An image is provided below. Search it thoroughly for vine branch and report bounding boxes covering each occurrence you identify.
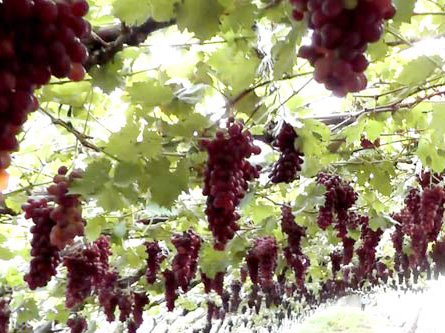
[85,18,176,70]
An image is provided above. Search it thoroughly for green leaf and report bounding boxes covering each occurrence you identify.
[432,102,445,139]
[85,217,106,242]
[112,0,151,25]
[365,119,385,141]
[0,246,14,260]
[165,113,210,138]
[416,136,445,172]
[199,243,230,278]
[147,158,190,207]
[272,27,301,79]
[105,122,162,162]
[114,222,127,239]
[397,56,438,85]
[369,216,387,232]
[176,0,224,40]
[90,61,125,94]
[297,119,331,156]
[149,0,178,21]
[208,46,260,94]
[96,183,129,211]
[114,161,144,187]
[392,0,415,23]
[17,299,39,324]
[221,1,257,32]
[70,158,112,196]
[128,80,174,108]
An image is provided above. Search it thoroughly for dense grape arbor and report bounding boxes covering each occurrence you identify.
[3,0,445,332]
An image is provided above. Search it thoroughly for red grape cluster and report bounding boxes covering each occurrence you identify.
[269,123,304,184]
[230,281,242,312]
[201,271,225,296]
[330,251,342,276]
[0,297,10,333]
[281,206,309,287]
[98,271,119,322]
[316,173,358,235]
[64,235,111,308]
[394,186,445,267]
[145,241,165,284]
[163,229,201,311]
[23,166,84,288]
[246,237,278,290]
[417,171,443,189]
[431,239,445,277]
[0,0,91,187]
[127,292,149,333]
[67,316,87,333]
[290,0,396,96]
[342,237,355,265]
[360,138,380,149]
[23,198,61,289]
[356,223,382,274]
[97,270,148,332]
[201,119,261,250]
[47,166,84,250]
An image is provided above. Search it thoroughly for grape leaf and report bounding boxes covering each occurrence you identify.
[176,0,224,40]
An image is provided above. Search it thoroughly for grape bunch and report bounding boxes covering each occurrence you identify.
[0,297,10,333]
[289,0,396,96]
[127,292,149,333]
[163,229,201,311]
[246,237,279,290]
[316,173,358,235]
[201,119,261,250]
[417,171,443,189]
[230,281,242,312]
[356,223,382,275]
[47,166,84,249]
[96,270,149,332]
[330,251,342,276]
[145,241,165,284]
[269,123,304,184]
[98,271,120,322]
[0,0,91,187]
[64,235,111,308]
[360,137,380,149]
[201,271,225,296]
[431,239,445,277]
[394,186,445,267]
[281,206,309,287]
[67,317,87,333]
[342,237,355,265]
[22,199,61,289]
